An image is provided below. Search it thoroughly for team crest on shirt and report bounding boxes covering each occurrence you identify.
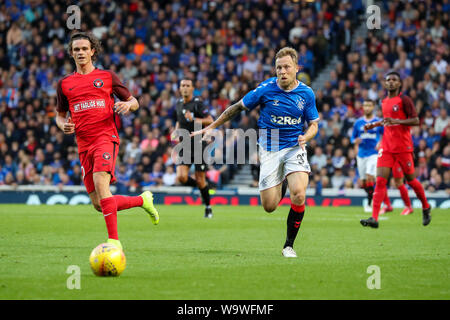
[103,152,111,160]
[93,79,104,88]
[296,98,305,111]
[392,104,399,112]
[273,100,279,106]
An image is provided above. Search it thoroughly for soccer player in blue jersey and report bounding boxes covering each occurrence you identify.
[351,100,384,213]
[192,47,319,258]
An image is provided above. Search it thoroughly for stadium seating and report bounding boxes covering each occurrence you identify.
[0,0,448,194]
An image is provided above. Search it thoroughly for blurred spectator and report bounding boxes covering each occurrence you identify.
[115,163,131,194]
[431,54,448,75]
[149,162,164,186]
[427,173,447,192]
[434,108,449,135]
[310,146,327,171]
[331,168,347,189]
[162,165,177,186]
[331,148,345,170]
[443,171,450,195]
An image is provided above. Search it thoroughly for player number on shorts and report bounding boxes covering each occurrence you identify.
[378,148,383,158]
[297,152,306,165]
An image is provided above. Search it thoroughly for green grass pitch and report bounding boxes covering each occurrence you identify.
[0,204,448,300]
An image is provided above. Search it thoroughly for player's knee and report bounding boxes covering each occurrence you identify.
[394,179,403,188]
[93,174,111,193]
[376,176,388,187]
[290,191,305,206]
[261,199,277,213]
[196,178,206,189]
[263,203,277,213]
[404,174,415,183]
[93,203,102,212]
[178,175,188,184]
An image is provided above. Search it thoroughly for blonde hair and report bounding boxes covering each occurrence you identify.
[275,47,298,65]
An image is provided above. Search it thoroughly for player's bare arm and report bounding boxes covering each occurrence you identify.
[298,120,318,149]
[364,120,383,131]
[114,96,139,115]
[382,117,419,126]
[195,114,214,126]
[191,99,246,137]
[55,111,75,135]
[184,111,214,126]
[171,122,180,141]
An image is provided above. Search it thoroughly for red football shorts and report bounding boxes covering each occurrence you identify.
[392,160,404,179]
[79,141,119,194]
[377,149,415,176]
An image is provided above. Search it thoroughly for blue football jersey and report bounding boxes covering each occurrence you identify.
[242,77,319,151]
[351,117,384,157]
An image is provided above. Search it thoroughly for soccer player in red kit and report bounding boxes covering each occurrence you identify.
[360,71,431,228]
[56,32,159,249]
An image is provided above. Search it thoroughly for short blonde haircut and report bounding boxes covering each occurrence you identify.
[275,47,298,65]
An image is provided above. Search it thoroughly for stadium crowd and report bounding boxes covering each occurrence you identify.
[304,0,450,194]
[0,0,448,195]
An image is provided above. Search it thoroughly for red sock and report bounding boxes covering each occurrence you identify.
[407,179,430,209]
[372,177,388,221]
[291,203,305,214]
[100,197,118,240]
[383,189,391,208]
[113,195,143,211]
[397,184,411,208]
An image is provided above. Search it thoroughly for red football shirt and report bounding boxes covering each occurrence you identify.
[56,69,131,153]
[380,94,417,153]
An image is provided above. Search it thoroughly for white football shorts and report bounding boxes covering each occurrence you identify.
[258,145,311,191]
[356,154,378,179]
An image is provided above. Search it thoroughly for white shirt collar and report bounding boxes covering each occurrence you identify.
[276,79,300,92]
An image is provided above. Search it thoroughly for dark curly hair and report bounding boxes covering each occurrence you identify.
[385,71,402,83]
[67,31,102,61]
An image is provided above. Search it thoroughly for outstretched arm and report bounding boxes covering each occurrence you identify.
[196,114,214,126]
[185,111,214,126]
[364,121,383,131]
[191,99,247,136]
[382,117,419,126]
